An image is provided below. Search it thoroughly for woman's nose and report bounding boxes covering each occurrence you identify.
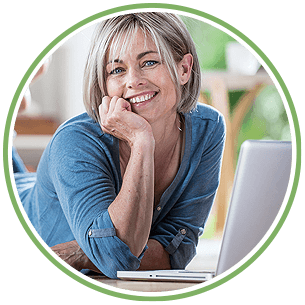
[126,68,147,88]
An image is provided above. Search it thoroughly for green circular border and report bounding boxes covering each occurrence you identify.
[3,3,301,301]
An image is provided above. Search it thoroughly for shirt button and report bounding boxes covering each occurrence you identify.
[157,206,161,211]
[180,229,186,235]
[88,230,92,236]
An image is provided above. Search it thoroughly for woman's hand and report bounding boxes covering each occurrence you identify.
[99,96,154,147]
[51,240,99,272]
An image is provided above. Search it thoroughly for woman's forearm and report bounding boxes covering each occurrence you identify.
[138,239,171,270]
[108,138,155,257]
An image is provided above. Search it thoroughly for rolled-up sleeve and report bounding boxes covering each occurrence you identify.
[150,194,216,269]
[150,112,226,269]
[48,126,146,278]
[86,210,147,278]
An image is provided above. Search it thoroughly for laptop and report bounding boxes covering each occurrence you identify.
[117,140,292,282]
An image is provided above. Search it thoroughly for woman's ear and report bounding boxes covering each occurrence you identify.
[178,53,193,85]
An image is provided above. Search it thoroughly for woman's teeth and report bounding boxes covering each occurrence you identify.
[129,93,156,104]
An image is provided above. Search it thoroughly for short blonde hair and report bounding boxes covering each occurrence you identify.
[83,13,201,122]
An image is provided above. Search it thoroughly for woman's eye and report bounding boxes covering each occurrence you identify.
[143,60,158,67]
[110,67,124,75]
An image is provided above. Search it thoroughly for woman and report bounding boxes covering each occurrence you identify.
[13,13,225,279]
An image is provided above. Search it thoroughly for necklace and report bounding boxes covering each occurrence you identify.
[178,123,182,132]
[177,113,184,132]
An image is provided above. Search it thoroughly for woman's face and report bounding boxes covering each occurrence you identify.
[105,29,179,125]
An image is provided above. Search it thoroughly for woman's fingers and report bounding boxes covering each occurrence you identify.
[98,95,152,145]
[99,96,110,117]
[99,96,130,131]
[99,96,111,132]
[108,96,119,115]
[115,97,132,112]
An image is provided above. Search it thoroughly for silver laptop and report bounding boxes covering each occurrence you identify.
[117,140,292,282]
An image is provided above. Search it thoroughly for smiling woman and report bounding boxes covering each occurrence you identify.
[104,30,193,128]
[13,12,226,279]
[84,13,201,122]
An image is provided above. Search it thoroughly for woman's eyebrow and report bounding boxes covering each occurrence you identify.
[106,58,123,65]
[106,51,159,65]
[136,50,159,60]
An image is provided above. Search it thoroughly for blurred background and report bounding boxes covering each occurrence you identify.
[13,16,291,247]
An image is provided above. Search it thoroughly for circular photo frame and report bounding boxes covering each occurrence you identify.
[3,3,302,302]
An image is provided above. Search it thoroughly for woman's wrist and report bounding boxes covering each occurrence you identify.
[130,132,155,152]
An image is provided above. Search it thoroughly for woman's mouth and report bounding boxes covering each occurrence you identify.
[128,92,158,104]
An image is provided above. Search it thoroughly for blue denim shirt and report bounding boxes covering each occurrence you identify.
[14,103,225,279]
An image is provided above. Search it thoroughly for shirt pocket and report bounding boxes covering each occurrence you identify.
[164,228,187,255]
